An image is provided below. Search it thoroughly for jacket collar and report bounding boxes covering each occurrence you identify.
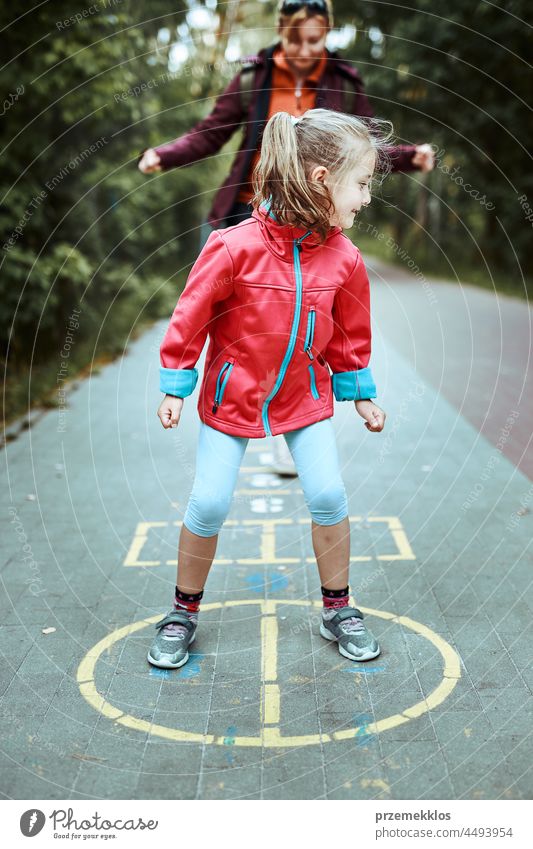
[251,200,342,263]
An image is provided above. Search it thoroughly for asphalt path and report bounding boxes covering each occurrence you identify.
[1,259,531,800]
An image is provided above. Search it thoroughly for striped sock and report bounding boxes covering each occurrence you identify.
[321,585,350,619]
[161,586,204,637]
[174,586,203,624]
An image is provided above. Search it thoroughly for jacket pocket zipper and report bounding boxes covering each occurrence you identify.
[303,306,316,360]
[212,359,235,414]
[308,363,320,400]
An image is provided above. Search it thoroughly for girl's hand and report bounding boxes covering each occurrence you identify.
[157,395,183,429]
[355,399,386,432]
[138,148,162,173]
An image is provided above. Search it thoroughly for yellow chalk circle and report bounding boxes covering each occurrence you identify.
[77,600,460,748]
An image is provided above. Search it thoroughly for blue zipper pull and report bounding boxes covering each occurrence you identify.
[295,230,312,251]
[212,361,233,414]
[304,307,315,359]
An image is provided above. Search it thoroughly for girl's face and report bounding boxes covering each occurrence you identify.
[313,151,376,229]
[278,16,328,77]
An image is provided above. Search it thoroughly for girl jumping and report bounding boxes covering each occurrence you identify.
[148,108,389,669]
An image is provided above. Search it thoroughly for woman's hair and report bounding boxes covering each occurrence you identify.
[250,108,394,242]
[277,0,333,33]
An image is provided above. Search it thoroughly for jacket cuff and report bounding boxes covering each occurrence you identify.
[332,368,376,401]
[154,144,181,170]
[160,367,198,397]
[389,144,417,173]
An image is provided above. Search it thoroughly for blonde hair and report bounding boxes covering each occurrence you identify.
[251,108,394,242]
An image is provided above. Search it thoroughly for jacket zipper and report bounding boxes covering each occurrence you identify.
[303,306,316,360]
[261,231,313,436]
[212,358,235,414]
[304,306,320,399]
[308,364,320,400]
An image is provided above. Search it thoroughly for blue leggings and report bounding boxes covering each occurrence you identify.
[183,418,348,537]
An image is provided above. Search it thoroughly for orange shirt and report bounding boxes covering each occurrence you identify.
[236,45,328,204]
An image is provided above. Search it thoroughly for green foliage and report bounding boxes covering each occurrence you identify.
[337,0,533,289]
[0,0,214,420]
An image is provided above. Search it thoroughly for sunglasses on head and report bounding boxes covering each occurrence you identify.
[280,0,329,15]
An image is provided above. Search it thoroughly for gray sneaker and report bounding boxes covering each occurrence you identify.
[320,606,380,662]
[147,611,196,669]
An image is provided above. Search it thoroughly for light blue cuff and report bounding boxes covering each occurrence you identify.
[160,367,198,397]
[332,368,376,401]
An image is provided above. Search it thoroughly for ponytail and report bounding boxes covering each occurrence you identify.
[251,108,393,242]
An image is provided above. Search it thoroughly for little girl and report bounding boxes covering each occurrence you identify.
[148,108,389,669]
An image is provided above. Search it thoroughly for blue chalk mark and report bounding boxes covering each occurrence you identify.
[245,574,264,593]
[176,652,205,679]
[223,725,237,747]
[245,572,289,593]
[342,665,387,675]
[270,574,289,591]
[149,668,171,679]
[352,713,376,747]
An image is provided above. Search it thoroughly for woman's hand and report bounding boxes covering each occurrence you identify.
[355,399,386,432]
[157,395,183,429]
[138,148,162,173]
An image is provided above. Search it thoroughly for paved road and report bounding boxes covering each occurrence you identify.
[1,262,531,800]
[369,258,532,480]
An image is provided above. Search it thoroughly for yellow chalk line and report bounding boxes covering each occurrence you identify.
[124,516,414,568]
[77,600,460,748]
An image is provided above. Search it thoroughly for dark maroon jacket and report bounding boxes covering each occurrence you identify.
[155,42,419,227]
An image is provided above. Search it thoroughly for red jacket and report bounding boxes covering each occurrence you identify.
[160,203,377,438]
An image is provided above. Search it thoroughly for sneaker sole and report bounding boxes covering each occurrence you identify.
[319,622,381,662]
[147,631,196,669]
